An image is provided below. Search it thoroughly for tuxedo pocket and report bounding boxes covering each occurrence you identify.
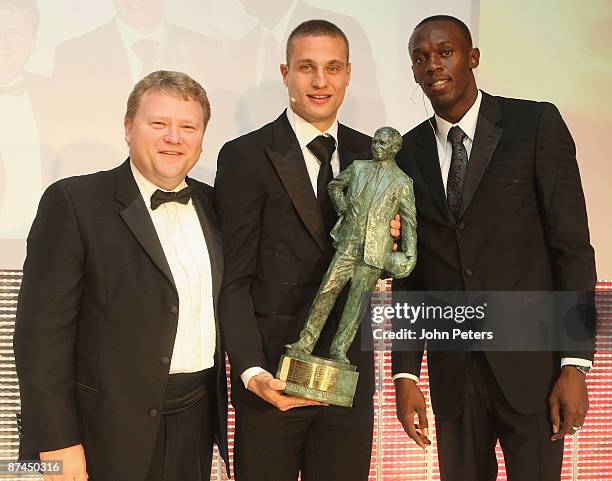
[74,382,100,395]
[74,382,102,451]
[254,312,297,321]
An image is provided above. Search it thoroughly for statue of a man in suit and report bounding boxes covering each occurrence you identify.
[287,126,417,364]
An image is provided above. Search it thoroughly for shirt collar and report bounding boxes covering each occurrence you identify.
[116,16,167,49]
[286,107,339,151]
[130,160,188,207]
[434,89,482,150]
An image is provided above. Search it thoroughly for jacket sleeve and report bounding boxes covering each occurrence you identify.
[391,271,425,378]
[391,274,425,379]
[13,182,84,454]
[214,142,269,380]
[533,103,597,361]
[390,179,423,377]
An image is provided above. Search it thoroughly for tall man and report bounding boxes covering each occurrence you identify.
[14,71,228,481]
[215,20,375,481]
[392,16,596,481]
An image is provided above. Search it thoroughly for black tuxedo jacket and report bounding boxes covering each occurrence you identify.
[214,112,374,410]
[392,92,596,420]
[13,160,228,480]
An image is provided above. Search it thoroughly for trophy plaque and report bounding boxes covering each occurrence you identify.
[276,350,358,407]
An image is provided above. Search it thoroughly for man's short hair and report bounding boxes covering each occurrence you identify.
[0,0,40,32]
[286,19,350,64]
[413,15,473,48]
[125,70,211,126]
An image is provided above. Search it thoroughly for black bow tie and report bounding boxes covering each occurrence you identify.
[150,186,192,210]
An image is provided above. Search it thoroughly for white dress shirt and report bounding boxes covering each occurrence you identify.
[130,162,216,373]
[240,107,341,389]
[286,106,340,195]
[393,90,591,384]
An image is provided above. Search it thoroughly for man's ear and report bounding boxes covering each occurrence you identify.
[124,118,132,145]
[469,48,480,69]
[281,63,289,86]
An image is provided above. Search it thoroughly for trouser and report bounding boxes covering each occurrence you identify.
[234,397,374,481]
[145,369,215,481]
[436,352,564,481]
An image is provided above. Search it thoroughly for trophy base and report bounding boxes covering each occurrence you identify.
[276,350,359,407]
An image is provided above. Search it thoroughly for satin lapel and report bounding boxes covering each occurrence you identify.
[115,160,176,289]
[190,186,225,364]
[459,92,503,219]
[265,113,326,251]
[189,184,223,303]
[415,120,452,221]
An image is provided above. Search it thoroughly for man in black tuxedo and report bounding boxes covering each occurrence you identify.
[215,20,381,481]
[392,16,597,481]
[14,71,227,481]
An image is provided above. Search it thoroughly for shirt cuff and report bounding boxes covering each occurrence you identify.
[561,358,593,369]
[240,366,268,390]
[392,372,420,383]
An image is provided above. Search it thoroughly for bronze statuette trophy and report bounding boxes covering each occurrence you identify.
[277,127,417,406]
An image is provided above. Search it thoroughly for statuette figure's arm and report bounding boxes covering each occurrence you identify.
[328,164,354,215]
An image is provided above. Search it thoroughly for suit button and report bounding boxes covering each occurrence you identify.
[465,268,473,277]
[149,408,159,418]
[160,356,170,366]
[457,222,465,231]
[169,305,178,315]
